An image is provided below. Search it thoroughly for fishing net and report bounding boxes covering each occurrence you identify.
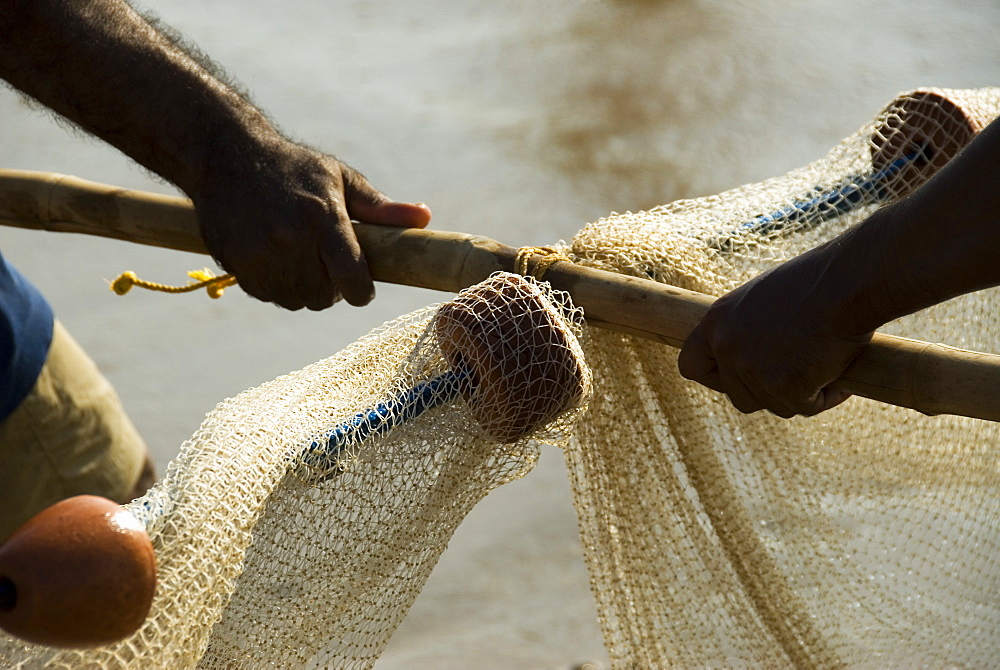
[2,87,998,668]
[566,87,1000,668]
[0,272,592,668]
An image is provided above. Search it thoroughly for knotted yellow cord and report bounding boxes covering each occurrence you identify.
[514,246,572,279]
[110,268,237,299]
[109,249,569,300]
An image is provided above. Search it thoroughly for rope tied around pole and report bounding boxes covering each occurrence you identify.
[514,246,572,279]
[110,268,237,299]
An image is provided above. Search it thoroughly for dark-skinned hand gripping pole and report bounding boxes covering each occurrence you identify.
[1,168,999,422]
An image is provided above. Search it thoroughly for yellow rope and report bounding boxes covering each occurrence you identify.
[110,268,237,299]
[514,246,572,279]
[109,248,572,301]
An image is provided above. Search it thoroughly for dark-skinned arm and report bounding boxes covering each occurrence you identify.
[678,117,1000,417]
[0,0,431,310]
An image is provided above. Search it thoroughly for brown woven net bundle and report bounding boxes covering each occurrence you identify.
[2,87,998,668]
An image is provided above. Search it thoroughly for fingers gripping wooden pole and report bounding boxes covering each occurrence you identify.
[2,167,1000,422]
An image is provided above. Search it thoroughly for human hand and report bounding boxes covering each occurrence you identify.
[677,251,873,418]
[678,115,1000,418]
[192,142,431,311]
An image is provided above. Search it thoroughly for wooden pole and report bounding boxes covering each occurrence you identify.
[2,168,999,422]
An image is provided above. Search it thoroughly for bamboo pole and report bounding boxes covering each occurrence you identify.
[1,168,998,422]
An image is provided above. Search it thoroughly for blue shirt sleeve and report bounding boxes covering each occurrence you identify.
[0,251,55,421]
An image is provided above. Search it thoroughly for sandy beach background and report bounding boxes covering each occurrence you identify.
[1,1,998,667]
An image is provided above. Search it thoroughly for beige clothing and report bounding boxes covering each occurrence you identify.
[0,320,148,541]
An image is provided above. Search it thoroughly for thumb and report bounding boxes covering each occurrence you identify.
[799,387,853,416]
[360,201,433,229]
[677,336,724,394]
[342,167,432,229]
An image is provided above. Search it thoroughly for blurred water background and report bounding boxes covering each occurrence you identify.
[1,1,998,666]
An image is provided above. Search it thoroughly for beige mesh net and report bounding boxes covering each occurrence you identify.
[565,86,1000,668]
[2,87,998,668]
[1,273,591,668]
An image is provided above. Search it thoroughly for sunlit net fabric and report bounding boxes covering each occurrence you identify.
[2,87,998,668]
[564,87,1000,667]
[0,275,590,668]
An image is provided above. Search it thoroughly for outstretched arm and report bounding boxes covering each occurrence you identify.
[678,117,1000,417]
[0,0,431,310]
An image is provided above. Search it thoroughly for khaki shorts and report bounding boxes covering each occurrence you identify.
[0,320,150,541]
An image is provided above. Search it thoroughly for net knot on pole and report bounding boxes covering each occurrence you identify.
[514,246,572,279]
